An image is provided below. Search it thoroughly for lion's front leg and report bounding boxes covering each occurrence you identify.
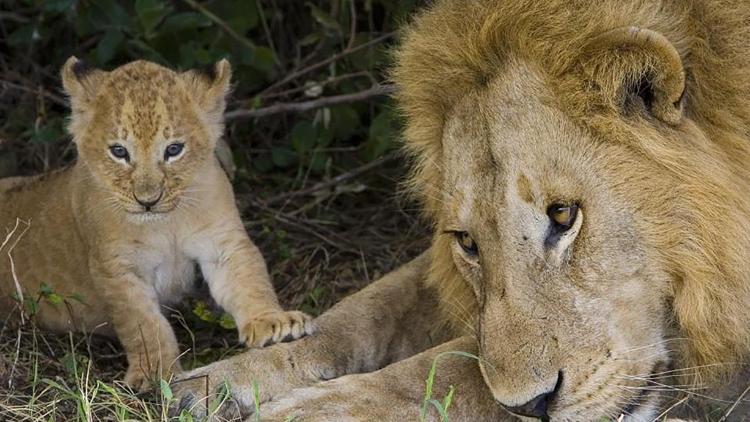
[173,251,445,418]
[258,336,510,422]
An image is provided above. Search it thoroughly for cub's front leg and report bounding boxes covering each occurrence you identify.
[188,213,310,348]
[91,257,181,391]
[172,252,442,419]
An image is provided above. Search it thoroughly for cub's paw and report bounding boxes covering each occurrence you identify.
[124,366,152,392]
[239,310,312,348]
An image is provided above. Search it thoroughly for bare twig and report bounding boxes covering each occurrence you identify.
[347,0,357,50]
[262,152,398,205]
[719,383,750,422]
[259,32,394,96]
[182,0,256,52]
[1,218,31,325]
[0,11,30,23]
[0,79,67,107]
[256,70,375,101]
[226,83,394,120]
[255,0,279,66]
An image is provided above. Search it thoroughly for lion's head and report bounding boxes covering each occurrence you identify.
[394,0,750,420]
[61,58,231,220]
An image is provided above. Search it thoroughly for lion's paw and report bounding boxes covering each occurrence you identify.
[239,310,311,348]
[170,369,244,421]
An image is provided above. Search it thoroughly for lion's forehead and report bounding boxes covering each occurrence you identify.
[100,70,189,148]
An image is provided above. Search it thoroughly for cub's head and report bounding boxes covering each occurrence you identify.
[61,58,231,218]
[396,1,750,420]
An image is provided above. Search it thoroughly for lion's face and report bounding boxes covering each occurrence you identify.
[62,59,230,222]
[440,63,677,421]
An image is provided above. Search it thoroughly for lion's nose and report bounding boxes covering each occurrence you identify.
[502,371,562,421]
[134,191,163,211]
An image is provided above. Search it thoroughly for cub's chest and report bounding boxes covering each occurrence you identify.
[128,235,196,302]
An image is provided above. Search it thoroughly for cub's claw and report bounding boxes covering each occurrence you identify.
[239,310,312,348]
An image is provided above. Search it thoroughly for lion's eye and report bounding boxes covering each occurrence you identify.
[548,204,579,231]
[453,231,478,256]
[109,145,130,162]
[164,143,184,161]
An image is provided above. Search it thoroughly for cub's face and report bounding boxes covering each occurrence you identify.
[439,64,680,421]
[61,58,231,219]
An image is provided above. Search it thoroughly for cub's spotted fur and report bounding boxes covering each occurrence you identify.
[0,58,309,389]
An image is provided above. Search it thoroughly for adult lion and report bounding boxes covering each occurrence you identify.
[175,0,750,420]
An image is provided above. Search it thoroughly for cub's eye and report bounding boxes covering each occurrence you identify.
[164,143,184,161]
[452,231,478,256]
[548,203,579,231]
[109,145,130,162]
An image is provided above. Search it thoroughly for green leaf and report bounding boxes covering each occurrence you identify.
[160,12,211,33]
[329,105,360,141]
[192,300,216,322]
[250,47,277,77]
[271,148,297,168]
[307,3,342,33]
[252,379,261,421]
[179,409,194,422]
[442,385,456,419]
[212,0,258,34]
[96,30,124,64]
[30,119,65,144]
[135,0,173,35]
[428,399,449,420]
[68,293,87,305]
[45,293,63,305]
[299,32,322,47]
[252,155,274,173]
[61,352,78,376]
[160,379,173,401]
[309,150,330,173]
[40,283,54,296]
[291,121,317,155]
[7,24,36,47]
[43,0,75,13]
[128,39,168,64]
[365,110,396,161]
[218,313,237,330]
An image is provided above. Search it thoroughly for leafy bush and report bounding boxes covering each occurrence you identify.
[0,0,417,187]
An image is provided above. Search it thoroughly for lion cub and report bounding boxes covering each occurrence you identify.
[0,58,310,390]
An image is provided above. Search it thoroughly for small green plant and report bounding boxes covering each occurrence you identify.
[420,351,479,422]
[252,379,262,422]
[207,380,233,418]
[192,299,237,330]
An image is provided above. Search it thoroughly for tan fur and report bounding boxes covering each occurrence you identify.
[170,1,750,420]
[395,0,750,382]
[0,59,309,390]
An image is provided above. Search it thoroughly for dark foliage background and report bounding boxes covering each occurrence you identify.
[0,0,431,308]
[0,1,431,419]
[0,0,415,178]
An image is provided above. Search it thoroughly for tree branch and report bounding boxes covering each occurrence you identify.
[258,32,394,96]
[225,84,394,120]
[260,152,399,205]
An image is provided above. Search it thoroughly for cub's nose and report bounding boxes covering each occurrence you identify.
[134,192,163,211]
[502,371,562,421]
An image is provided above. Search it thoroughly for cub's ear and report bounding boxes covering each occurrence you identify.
[61,56,106,110]
[180,59,233,118]
[582,27,685,125]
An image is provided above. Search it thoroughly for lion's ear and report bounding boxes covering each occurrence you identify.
[61,56,106,110]
[583,27,685,125]
[180,59,232,118]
